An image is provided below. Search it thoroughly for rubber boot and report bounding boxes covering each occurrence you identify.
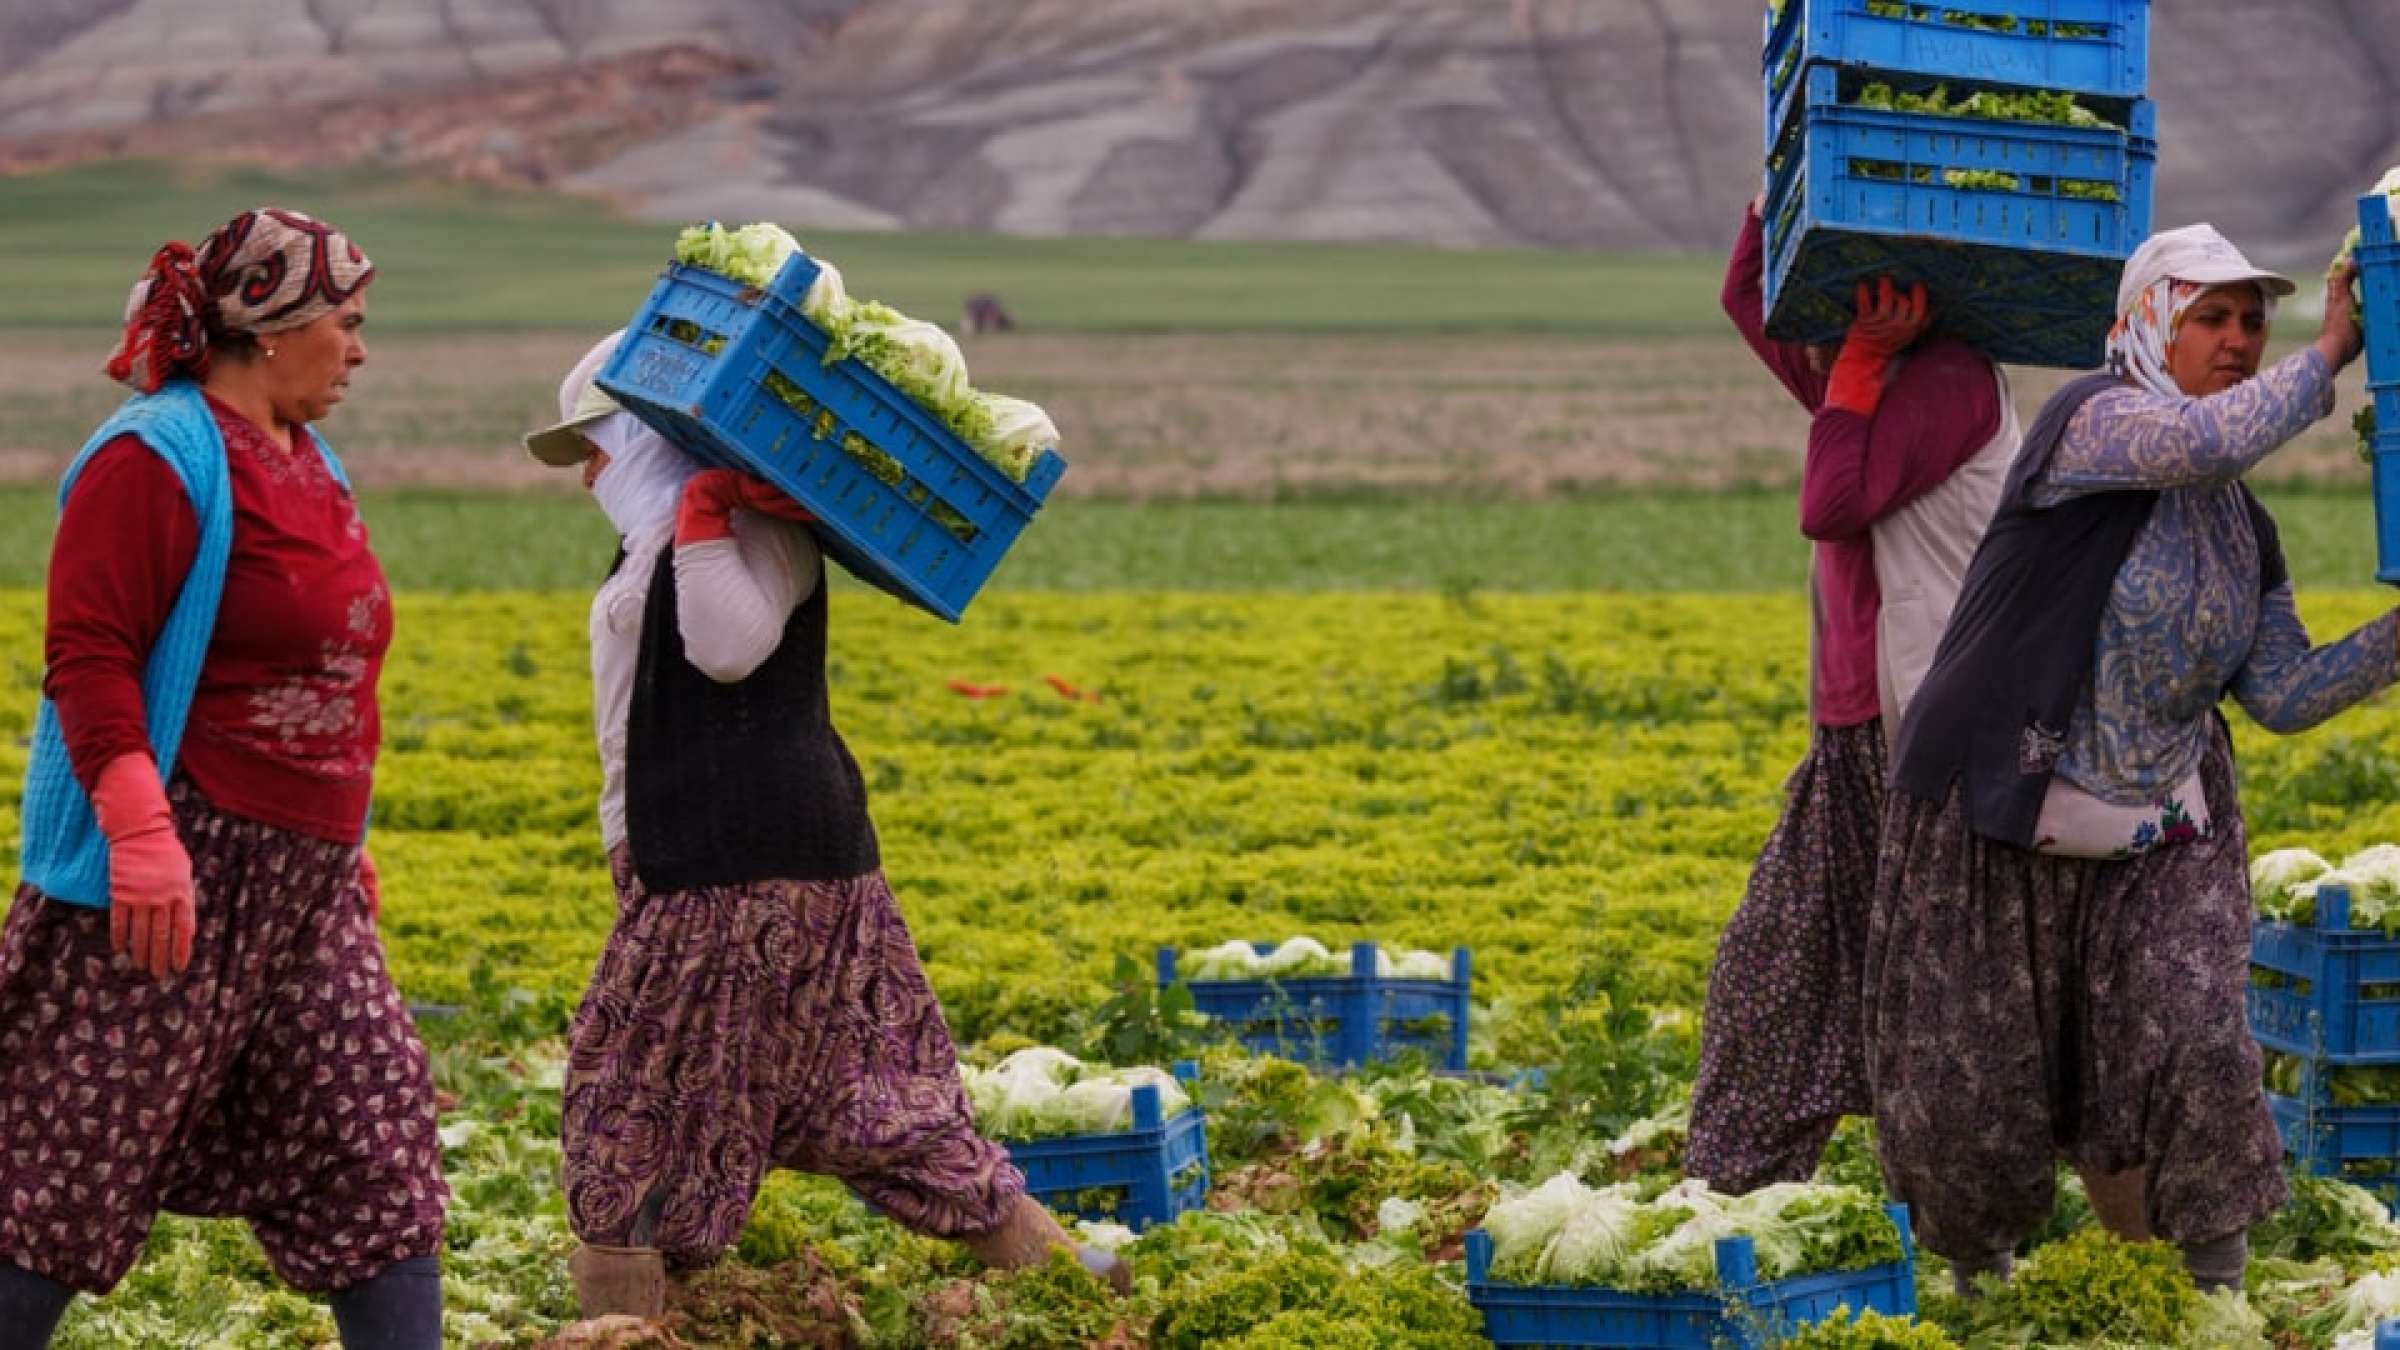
[569,1242,667,1321]
[962,1194,1133,1294]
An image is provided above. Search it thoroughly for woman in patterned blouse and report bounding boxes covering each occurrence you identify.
[1866,223,2393,1297]
[0,211,445,1348]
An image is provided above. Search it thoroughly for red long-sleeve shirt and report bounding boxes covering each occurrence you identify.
[43,393,390,842]
[1721,207,2001,727]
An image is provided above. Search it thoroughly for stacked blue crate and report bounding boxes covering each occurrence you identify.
[1464,1203,1918,1348]
[1156,941,1471,1071]
[2250,883,2400,1208]
[596,255,1067,622]
[2354,191,2400,584]
[1759,0,2154,369]
[1006,1064,1210,1231]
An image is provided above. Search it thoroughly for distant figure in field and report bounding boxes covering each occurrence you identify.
[961,293,1015,335]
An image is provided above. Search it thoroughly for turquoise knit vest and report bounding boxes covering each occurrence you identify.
[17,382,351,907]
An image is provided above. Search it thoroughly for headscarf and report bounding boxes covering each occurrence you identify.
[2104,276,2276,400]
[105,207,374,393]
[586,410,700,541]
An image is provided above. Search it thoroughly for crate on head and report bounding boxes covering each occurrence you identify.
[1155,941,1471,1071]
[1005,1062,1209,1232]
[2248,884,2400,1065]
[1464,1203,1918,1348]
[596,257,1067,623]
[1764,0,2151,147]
[1761,63,2154,369]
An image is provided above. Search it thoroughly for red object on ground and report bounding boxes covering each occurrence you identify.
[1043,674,1099,703]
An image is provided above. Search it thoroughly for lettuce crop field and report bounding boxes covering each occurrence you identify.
[9,588,2400,1347]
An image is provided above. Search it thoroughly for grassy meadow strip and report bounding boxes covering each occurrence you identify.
[0,161,1724,338]
[0,487,2386,594]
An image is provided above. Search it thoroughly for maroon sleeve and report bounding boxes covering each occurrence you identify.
[43,436,200,790]
[1798,339,2002,541]
[1720,204,1827,412]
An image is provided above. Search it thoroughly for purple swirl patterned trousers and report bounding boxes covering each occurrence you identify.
[0,782,448,1294]
[561,851,1023,1267]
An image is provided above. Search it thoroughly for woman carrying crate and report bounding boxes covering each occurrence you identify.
[526,334,1129,1321]
[0,210,447,1348]
[1686,198,2016,1194]
[1864,225,2395,1293]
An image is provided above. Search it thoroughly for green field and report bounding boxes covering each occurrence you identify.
[9,161,2400,1349]
[0,486,2385,596]
[0,161,1726,338]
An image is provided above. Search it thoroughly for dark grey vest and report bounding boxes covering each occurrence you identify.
[1891,374,2285,846]
[623,544,879,891]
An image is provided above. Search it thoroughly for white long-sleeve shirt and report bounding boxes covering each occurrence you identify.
[590,512,824,849]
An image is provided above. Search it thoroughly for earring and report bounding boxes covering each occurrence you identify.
[264,347,277,359]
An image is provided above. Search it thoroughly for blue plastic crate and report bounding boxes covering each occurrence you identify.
[1761,64,2154,369]
[1005,1066,1209,1232]
[595,257,1067,622]
[1155,941,1471,1071]
[2381,1319,2400,1350]
[2248,885,2400,1065]
[1464,1203,1918,1348]
[2270,1091,2400,1207]
[1764,0,2150,148]
[2358,193,2400,390]
[2371,426,2400,588]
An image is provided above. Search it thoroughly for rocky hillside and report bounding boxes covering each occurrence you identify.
[4,0,2397,266]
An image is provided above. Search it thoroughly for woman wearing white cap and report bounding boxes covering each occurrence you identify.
[522,334,1127,1322]
[1865,226,2392,1293]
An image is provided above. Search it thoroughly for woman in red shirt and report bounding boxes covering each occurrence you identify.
[1684,198,2013,1195]
[0,210,446,1349]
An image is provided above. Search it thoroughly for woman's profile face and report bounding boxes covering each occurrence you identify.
[267,289,370,425]
[2166,283,2267,397]
[580,443,612,491]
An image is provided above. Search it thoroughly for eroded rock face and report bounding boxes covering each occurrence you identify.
[5,0,2396,265]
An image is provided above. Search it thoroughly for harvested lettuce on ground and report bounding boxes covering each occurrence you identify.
[2250,842,2400,930]
[2302,1268,2400,1344]
[2252,847,2333,922]
[1479,1173,1897,1291]
[1179,938,1453,982]
[959,1046,1193,1140]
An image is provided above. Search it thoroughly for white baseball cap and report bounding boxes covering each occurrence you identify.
[524,330,627,466]
[2115,223,2296,317]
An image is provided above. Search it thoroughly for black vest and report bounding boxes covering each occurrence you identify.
[623,545,879,891]
[1891,374,2286,847]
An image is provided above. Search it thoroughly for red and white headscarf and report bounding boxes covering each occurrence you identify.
[105,207,374,393]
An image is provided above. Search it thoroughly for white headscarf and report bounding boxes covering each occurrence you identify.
[586,410,698,540]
